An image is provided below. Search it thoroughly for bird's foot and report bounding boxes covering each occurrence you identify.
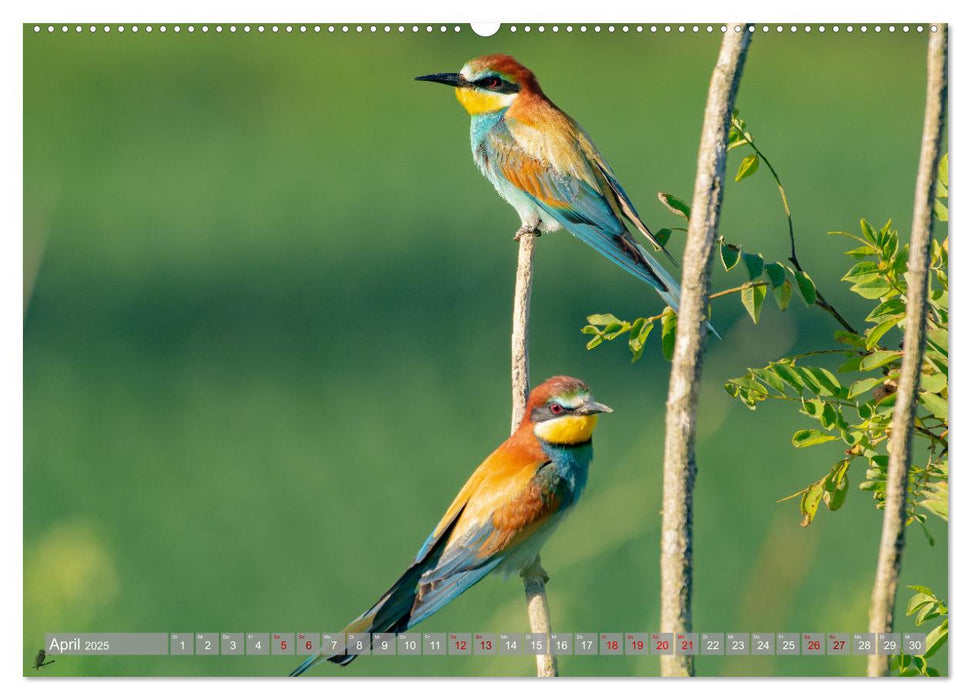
[513,226,540,241]
[520,556,550,584]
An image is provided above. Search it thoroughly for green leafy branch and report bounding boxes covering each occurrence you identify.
[582,279,773,362]
[894,585,947,676]
[724,216,948,530]
[583,111,865,363]
[729,112,857,334]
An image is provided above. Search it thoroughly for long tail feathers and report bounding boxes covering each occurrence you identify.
[563,222,722,339]
[288,572,420,676]
[640,244,722,340]
[289,507,468,677]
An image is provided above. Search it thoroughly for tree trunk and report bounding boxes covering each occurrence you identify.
[659,24,752,677]
[867,24,947,678]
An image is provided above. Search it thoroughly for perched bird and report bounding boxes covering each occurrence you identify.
[290,376,611,675]
[416,54,683,311]
[33,649,54,670]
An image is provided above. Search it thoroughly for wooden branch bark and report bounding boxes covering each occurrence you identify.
[867,24,947,678]
[510,230,558,677]
[511,231,537,432]
[659,25,752,677]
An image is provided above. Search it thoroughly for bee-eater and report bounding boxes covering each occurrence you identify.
[289,376,611,675]
[416,54,683,311]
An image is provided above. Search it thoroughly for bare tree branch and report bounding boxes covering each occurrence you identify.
[867,24,947,678]
[509,230,558,677]
[659,24,752,678]
[511,231,537,432]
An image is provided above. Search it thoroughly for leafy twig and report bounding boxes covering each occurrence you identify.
[731,115,858,334]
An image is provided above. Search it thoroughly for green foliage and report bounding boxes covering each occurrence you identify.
[735,153,759,182]
[583,111,830,361]
[657,192,691,220]
[724,217,948,530]
[740,283,767,323]
[895,586,947,676]
[934,153,948,222]
[661,307,678,361]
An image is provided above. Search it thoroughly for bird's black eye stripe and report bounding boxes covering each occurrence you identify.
[473,76,520,94]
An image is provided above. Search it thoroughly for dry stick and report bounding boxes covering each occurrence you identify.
[511,231,537,431]
[866,25,947,678]
[659,25,752,678]
[510,230,558,677]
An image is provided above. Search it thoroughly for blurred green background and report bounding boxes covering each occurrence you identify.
[24,24,947,677]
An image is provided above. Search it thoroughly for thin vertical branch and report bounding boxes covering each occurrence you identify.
[511,232,537,432]
[521,555,557,677]
[510,230,558,677]
[867,24,947,678]
[659,25,751,677]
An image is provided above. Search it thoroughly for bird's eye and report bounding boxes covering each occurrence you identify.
[549,403,564,415]
[483,77,502,89]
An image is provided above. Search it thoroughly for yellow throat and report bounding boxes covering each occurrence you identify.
[454,87,512,115]
[533,414,599,445]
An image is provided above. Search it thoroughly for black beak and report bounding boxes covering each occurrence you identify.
[576,400,613,416]
[415,72,465,87]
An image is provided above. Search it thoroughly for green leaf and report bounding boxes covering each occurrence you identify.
[603,322,629,340]
[915,606,942,627]
[938,152,948,187]
[805,367,843,397]
[801,397,824,420]
[820,402,839,429]
[773,280,793,311]
[587,313,622,326]
[866,298,906,323]
[865,317,899,350]
[861,219,880,245]
[924,620,947,659]
[800,480,825,526]
[919,392,948,421]
[793,367,822,395]
[844,245,878,258]
[912,655,928,676]
[823,461,849,511]
[850,277,893,300]
[918,475,948,514]
[792,429,837,448]
[834,330,866,348]
[848,377,883,399]
[771,363,805,392]
[661,307,677,362]
[843,260,881,282]
[735,154,760,182]
[860,350,901,371]
[752,367,786,394]
[658,192,691,220]
[920,372,947,394]
[764,262,786,288]
[794,270,817,305]
[742,252,764,280]
[740,284,767,323]
[926,327,948,352]
[720,243,741,271]
[934,198,948,222]
[629,320,654,363]
[585,335,604,350]
[655,228,673,247]
[906,594,936,617]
